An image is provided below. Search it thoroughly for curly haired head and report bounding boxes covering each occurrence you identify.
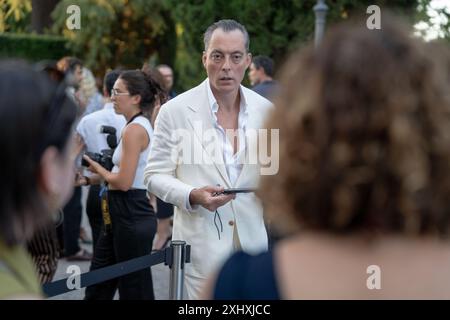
[79,67,98,102]
[261,16,450,238]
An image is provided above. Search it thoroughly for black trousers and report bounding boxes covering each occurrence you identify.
[86,185,103,251]
[156,198,173,219]
[84,189,157,300]
[62,186,82,256]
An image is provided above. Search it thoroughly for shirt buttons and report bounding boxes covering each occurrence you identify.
[228,220,234,226]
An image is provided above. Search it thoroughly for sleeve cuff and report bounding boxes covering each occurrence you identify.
[185,187,200,212]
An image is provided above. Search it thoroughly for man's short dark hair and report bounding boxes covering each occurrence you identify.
[34,60,65,83]
[203,19,250,52]
[67,57,82,73]
[56,56,83,75]
[104,69,122,96]
[253,56,274,78]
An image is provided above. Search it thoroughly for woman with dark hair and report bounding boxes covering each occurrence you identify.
[205,16,450,299]
[141,63,173,250]
[83,70,163,300]
[0,60,77,299]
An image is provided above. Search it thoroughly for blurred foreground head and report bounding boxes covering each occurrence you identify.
[261,15,450,238]
[0,60,77,246]
[57,56,83,87]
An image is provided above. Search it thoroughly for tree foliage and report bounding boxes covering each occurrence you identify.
[168,0,432,90]
[0,32,69,61]
[1,0,442,91]
[0,0,32,33]
[415,0,450,41]
[50,0,176,76]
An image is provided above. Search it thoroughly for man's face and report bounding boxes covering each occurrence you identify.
[202,29,251,95]
[248,62,262,86]
[73,65,83,86]
[158,66,174,91]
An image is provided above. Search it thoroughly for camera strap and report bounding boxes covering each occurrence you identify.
[116,112,143,146]
[99,185,112,233]
[127,112,143,125]
[97,112,143,235]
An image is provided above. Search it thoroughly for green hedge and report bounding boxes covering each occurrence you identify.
[0,33,71,62]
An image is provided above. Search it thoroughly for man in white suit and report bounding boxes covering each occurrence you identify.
[144,19,273,299]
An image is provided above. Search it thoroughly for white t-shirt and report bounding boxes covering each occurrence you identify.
[76,102,126,153]
[112,115,153,190]
[76,102,126,176]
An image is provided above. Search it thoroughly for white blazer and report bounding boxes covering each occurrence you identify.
[144,79,273,279]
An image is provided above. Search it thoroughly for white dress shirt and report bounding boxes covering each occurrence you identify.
[76,102,126,152]
[184,80,249,210]
[206,81,248,186]
[76,102,126,175]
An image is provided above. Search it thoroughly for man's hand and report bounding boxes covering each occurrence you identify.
[74,172,88,186]
[189,185,236,212]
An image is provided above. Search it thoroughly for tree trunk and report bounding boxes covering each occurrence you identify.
[31,0,60,34]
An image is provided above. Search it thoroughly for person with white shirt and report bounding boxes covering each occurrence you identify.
[78,67,104,117]
[144,19,273,299]
[82,70,163,300]
[75,70,126,248]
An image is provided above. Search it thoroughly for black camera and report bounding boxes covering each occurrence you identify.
[81,125,117,171]
[99,125,118,149]
[82,150,114,171]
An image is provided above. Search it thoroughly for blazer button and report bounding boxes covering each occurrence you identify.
[228,220,234,226]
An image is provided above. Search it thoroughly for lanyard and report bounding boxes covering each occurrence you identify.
[127,112,143,125]
[115,112,143,147]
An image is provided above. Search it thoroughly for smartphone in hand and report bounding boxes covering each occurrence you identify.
[221,188,256,194]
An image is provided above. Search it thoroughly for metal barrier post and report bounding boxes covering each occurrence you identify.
[167,240,190,300]
[313,0,329,48]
